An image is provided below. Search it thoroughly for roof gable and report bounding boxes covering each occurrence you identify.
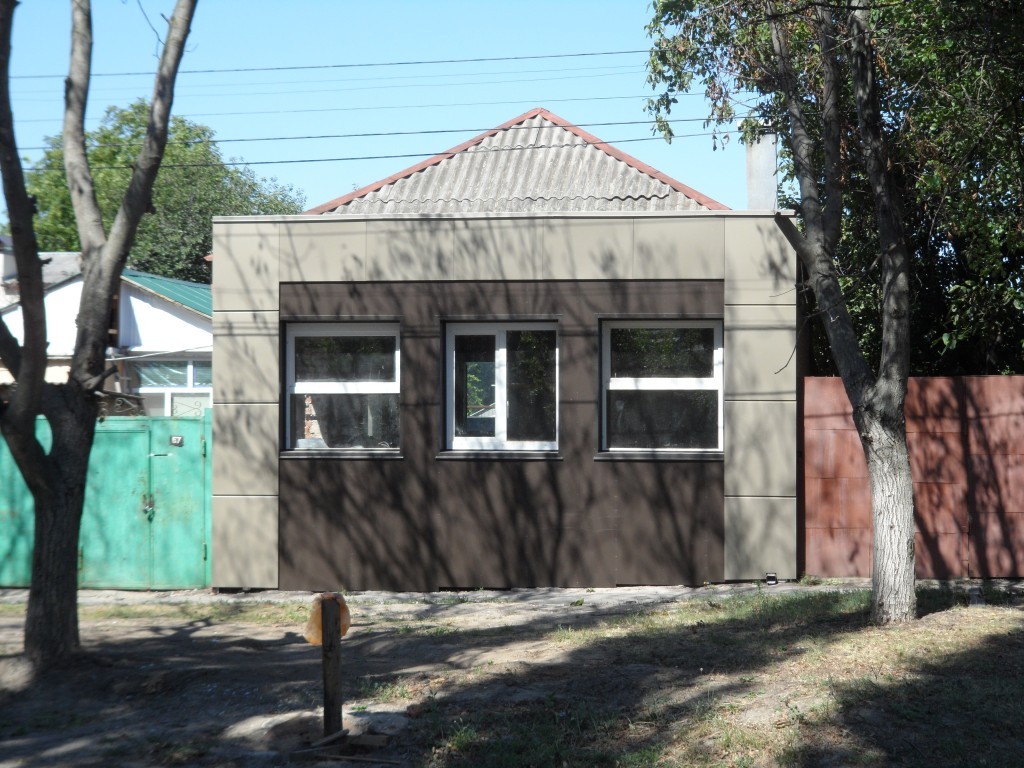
[307,108,727,215]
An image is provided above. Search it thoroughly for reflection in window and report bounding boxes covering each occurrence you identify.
[286,323,400,451]
[602,321,723,452]
[447,323,557,451]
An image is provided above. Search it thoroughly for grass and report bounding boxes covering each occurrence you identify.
[415,587,1024,767]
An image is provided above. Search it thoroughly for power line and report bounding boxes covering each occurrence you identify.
[11,50,650,80]
[20,118,720,152]
[13,93,675,125]
[31,131,734,172]
[13,63,645,95]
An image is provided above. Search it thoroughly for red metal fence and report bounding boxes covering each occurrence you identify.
[803,376,1024,579]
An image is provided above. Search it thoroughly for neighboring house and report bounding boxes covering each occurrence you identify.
[211,107,798,592]
[1,243,82,310]
[0,268,211,416]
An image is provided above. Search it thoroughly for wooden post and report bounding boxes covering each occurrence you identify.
[321,596,342,737]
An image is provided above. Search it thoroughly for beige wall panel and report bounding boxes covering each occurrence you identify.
[212,402,280,496]
[212,495,278,588]
[279,219,367,283]
[452,218,543,280]
[213,311,279,404]
[366,219,454,280]
[539,218,633,279]
[212,221,280,312]
[724,496,797,580]
[725,304,797,401]
[723,218,796,306]
[633,218,725,280]
[725,399,797,497]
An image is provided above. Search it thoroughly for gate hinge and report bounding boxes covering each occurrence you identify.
[201,436,207,457]
[203,542,208,561]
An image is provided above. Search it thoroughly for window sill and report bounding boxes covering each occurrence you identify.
[436,451,563,461]
[593,450,724,462]
[280,449,404,460]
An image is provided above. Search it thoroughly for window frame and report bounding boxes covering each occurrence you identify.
[284,322,401,451]
[600,319,724,453]
[130,358,212,417]
[445,321,559,452]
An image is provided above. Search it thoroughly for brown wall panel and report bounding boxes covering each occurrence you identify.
[278,279,725,591]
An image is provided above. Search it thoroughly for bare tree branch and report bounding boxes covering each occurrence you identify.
[63,0,106,252]
[67,0,197,388]
[0,0,46,433]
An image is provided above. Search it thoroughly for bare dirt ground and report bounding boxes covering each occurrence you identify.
[1,581,1022,767]
[0,585,762,767]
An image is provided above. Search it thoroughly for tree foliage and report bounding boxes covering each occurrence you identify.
[26,101,304,282]
[650,0,1024,375]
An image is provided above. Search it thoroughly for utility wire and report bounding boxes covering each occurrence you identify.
[13,63,645,95]
[19,117,722,152]
[11,49,650,80]
[31,131,734,172]
[15,93,700,125]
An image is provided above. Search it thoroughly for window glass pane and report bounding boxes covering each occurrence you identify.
[606,390,718,449]
[291,393,400,449]
[454,335,495,438]
[295,336,395,382]
[507,330,556,441]
[610,328,714,378]
[192,361,212,387]
[134,361,187,387]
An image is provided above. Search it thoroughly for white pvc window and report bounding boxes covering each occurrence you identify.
[130,359,211,417]
[601,320,723,451]
[446,322,558,451]
[285,323,400,450]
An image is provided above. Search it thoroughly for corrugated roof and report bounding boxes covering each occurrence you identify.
[307,107,728,215]
[122,270,211,318]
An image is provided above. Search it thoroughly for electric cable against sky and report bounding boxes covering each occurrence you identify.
[14,93,707,125]
[10,49,652,79]
[32,131,736,173]
[18,117,723,152]
[12,63,647,96]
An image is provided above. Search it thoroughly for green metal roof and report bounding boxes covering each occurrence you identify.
[122,270,211,318]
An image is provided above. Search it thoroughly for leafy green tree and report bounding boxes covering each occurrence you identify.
[26,100,304,282]
[649,0,1024,621]
[817,0,1024,376]
[649,0,919,623]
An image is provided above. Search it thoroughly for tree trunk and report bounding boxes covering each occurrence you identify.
[22,385,98,663]
[855,390,916,624]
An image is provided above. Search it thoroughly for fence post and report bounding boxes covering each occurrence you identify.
[321,596,342,737]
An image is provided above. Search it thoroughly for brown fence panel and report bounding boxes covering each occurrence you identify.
[802,376,1024,579]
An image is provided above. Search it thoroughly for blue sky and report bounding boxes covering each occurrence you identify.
[7,1,748,214]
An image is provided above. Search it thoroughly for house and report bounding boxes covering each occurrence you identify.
[1,244,82,310]
[211,107,798,592]
[0,268,211,416]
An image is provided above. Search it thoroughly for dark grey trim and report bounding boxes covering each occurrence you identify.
[435,451,563,461]
[593,451,725,462]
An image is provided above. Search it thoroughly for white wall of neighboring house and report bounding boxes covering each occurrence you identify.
[119,283,211,353]
[1,277,212,419]
[0,278,84,385]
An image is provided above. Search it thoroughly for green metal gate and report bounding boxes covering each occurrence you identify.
[0,412,211,589]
